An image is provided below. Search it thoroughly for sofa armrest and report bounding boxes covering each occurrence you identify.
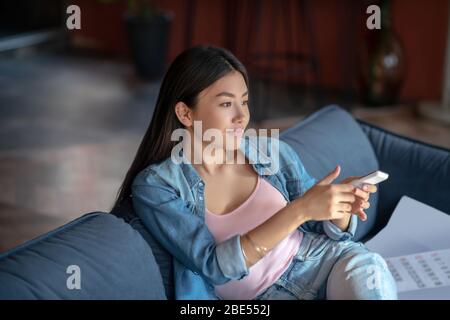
[0,212,167,300]
[358,120,450,239]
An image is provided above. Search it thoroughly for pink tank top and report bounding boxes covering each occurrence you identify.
[205,176,303,300]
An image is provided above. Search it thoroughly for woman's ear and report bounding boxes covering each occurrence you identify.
[174,101,193,127]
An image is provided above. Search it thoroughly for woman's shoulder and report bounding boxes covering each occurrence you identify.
[132,157,184,190]
[238,135,304,179]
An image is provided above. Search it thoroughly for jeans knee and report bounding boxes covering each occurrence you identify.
[366,252,389,272]
[358,252,398,299]
[327,250,398,300]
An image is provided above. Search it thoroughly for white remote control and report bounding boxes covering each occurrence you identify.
[350,170,389,188]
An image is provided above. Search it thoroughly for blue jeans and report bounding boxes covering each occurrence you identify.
[255,232,398,300]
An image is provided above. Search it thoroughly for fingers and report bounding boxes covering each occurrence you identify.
[334,203,353,213]
[349,197,370,208]
[335,199,370,211]
[362,184,377,193]
[334,207,367,222]
[335,198,370,216]
[330,183,377,195]
[337,207,368,221]
[353,188,369,201]
[331,183,356,193]
[335,193,356,203]
[334,184,371,200]
[358,208,368,221]
[317,165,341,186]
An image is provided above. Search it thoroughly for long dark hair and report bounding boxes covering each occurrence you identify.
[113,45,249,209]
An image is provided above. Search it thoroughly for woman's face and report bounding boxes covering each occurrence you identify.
[180,70,250,151]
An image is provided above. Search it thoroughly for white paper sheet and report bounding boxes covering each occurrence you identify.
[365,196,450,299]
[385,249,450,292]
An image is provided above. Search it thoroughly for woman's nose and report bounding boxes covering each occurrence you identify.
[233,104,246,121]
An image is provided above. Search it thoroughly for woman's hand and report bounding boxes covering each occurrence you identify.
[339,176,377,221]
[296,166,361,222]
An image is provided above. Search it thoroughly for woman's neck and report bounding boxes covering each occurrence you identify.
[183,132,247,176]
[191,149,244,176]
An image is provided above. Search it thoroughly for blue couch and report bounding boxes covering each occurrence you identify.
[1,105,449,299]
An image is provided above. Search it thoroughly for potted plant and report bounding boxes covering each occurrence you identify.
[125,0,173,80]
[100,0,173,80]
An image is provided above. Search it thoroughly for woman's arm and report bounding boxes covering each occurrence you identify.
[241,166,359,268]
[240,198,309,268]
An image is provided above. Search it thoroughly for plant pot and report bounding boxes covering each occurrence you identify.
[125,11,173,80]
[358,0,406,107]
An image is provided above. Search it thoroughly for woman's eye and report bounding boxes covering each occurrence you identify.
[220,101,248,107]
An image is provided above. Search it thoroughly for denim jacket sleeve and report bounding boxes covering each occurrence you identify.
[284,142,358,241]
[131,179,249,286]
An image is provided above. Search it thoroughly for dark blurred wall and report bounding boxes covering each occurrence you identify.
[69,0,448,101]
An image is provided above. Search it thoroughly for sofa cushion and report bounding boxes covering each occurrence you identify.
[0,212,166,300]
[280,105,379,241]
[111,198,174,300]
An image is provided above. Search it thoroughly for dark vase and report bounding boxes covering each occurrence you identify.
[125,11,173,80]
[358,0,405,106]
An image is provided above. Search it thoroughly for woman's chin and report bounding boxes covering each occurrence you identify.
[224,136,243,150]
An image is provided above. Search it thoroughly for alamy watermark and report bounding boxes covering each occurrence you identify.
[66,5,81,30]
[366,264,383,290]
[366,5,381,30]
[66,265,81,290]
[170,121,280,175]
[65,4,381,32]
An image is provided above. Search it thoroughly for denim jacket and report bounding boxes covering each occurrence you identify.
[131,135,358,300]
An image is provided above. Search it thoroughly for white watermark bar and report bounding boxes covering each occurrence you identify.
[170,121,280,175]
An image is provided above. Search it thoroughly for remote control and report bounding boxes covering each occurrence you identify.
[350,170,389,188]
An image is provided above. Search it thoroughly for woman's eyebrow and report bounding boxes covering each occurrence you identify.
[215,91,248,98]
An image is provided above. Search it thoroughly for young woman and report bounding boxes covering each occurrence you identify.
[114,45,397,300]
